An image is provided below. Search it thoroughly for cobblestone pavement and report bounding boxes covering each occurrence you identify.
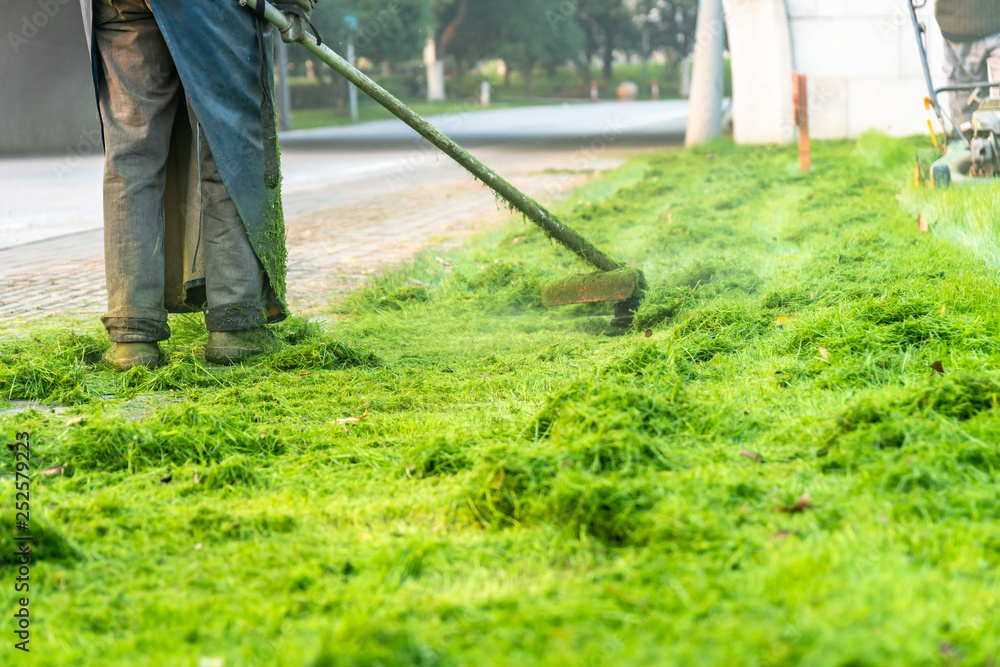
[0,143,653,331]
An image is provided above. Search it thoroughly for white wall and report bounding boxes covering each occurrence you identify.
[0,3,100,155]
[724,0,943,143]
[786,0,943,139]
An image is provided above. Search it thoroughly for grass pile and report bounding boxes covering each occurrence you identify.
[2,133,1000,665]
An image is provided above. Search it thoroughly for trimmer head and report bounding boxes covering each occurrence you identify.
[540,267,646,328]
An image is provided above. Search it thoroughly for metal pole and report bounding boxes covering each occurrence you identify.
[240,0,628,275]
[641,30,650,99]
[347,33,358,123]
[275,38,292,131]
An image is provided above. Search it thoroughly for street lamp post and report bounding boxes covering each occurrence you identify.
[275,38,292,131]
[345,14,359,122]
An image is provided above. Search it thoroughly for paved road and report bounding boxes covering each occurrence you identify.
[0,101,685,327]
[280,99,689,148]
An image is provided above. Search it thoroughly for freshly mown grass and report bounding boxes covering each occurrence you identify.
[3,134,1000,665]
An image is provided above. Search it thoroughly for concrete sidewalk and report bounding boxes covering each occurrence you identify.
[0,143,662,329]
[0,101,685,328]
[0,100,688,250]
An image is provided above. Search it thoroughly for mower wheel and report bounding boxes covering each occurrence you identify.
[932,164,952,188]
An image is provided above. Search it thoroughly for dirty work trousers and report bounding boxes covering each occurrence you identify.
[943,31,1000,124]
[94,0,267,342]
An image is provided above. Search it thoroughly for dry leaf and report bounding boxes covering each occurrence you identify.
[776,493,812,513]
[918,214,929,233]
[818,347,829,361]
[300,371,311,377]
[644,329,653,338]
[511,236,527,244]
[66,416,86,426]
[772,530,790,541]
[42,464,64,476]
[334,410,369,425]
[635,371,644,377]
[667,213,673,225]
[739,449,761,463]
[160,472,173,484]
[774,316,788,325]
[930,360,945,375]
[194,543,203,551]
[492,468,507,491]
[193,471,200,484]
[810,291,815,299]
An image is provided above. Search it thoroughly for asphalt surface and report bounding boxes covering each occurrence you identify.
[280,99,689,148]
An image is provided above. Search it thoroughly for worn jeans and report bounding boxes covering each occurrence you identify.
[943,31,1000,124]
[94,0,267,342]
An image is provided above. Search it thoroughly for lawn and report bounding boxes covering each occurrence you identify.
[2,134,1000,666]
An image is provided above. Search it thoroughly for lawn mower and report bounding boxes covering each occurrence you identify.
[243,0,645,326]
[909,0,1000,187]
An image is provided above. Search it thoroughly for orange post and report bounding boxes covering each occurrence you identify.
[792,72,811,172]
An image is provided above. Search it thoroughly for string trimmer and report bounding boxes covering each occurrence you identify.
[243,0,645,327]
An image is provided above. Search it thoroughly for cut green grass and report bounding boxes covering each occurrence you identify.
[2,134,1000,665]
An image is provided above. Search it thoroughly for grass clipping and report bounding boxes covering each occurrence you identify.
[2,134,1000,665]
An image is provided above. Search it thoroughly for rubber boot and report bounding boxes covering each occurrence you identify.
[204,326,279,365]
[104,342,162,371]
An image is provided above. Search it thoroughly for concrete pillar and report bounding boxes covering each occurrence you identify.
[0,3,100,155]
[723,0,794,144]
[685,0,725,146]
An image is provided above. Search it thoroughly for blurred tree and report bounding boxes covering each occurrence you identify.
[634,0,698,64]
[576,0,639,82]
[433,0,468,60]
[306,0,434,66]
[286,0,433,109]
[435,0,582,94]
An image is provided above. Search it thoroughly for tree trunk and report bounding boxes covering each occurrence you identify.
[335,77,348,113]
[581,49,594,87]
[602,40,614,83]
[523,60,536,97]
[437,0,467,57]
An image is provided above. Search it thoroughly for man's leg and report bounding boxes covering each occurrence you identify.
[186,101,268,334]
[94,0,179,344]
[184,101,276,364]
[943,37,989,125]
[985,32,1000,94]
